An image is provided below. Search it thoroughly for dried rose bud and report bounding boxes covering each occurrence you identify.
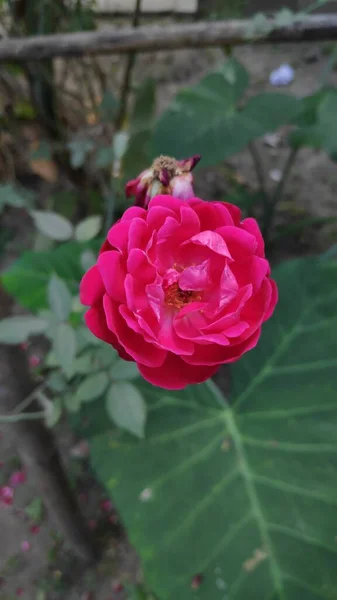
[125,154,201,208]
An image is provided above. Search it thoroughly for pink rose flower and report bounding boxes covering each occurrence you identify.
[125,155,200,208]
[80,196,277,390]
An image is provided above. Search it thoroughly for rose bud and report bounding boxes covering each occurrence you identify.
[80,193,277,390]
[125,154,201,208]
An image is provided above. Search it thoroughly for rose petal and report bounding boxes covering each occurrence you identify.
[184,329,261,366]
[107,220,130,254]
[179,260,211,291]
[103,295,167,367]
[240,218,265,257]
[265,279,278,321]
[121,206,147,221]
[157,311,194,355]
[221,202,242,225]
[98,251,126,303]
[216,226,257,259]
[147,205,177,232]
[80,266,104,306]
[127,249,156,282]
[148,195,186,215]
[127,218,149,252]
[138,353,219,390]
[188,231,232,259]
[85,304,132,361]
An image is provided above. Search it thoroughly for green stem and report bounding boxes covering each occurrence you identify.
[263,148,299,242]
[248,142,267,198]
[300,0,337,16]
[0,411,45,423]
[320,44,337,88]
[16,382,47,413]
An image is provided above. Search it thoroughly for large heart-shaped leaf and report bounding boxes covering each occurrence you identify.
[291,90,337,160]
[82,256,337,600]
[2,241,100,310]
[154,60,299,167]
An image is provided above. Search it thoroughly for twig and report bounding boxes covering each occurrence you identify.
[248,142,267,196]
[91,56,107,99]
[77,58,97,112]
[272,148,299,209]
[0,411,46,423]
[13,381,47,414]
[301,0,337,16]
[115,0,142,129]
[2,15,337,61]
[263,148,299,241]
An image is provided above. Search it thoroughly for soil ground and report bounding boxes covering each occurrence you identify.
[1,36,337,600]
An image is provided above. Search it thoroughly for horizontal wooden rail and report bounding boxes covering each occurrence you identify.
[0,15,337,62]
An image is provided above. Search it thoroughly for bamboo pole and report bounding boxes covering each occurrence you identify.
[0,14,337,62]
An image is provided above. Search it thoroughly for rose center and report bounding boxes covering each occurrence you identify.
[165,282,201,309]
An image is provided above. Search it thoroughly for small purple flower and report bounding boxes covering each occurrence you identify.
[269,64,294,86]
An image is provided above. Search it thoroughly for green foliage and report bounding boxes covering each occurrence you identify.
[68,139,94,169]
[76,372,109,403]
[74,216,102,242]
[110,358,139,381]
[154,59,300,167]
[0,184,32,213]
[31,210,74,241]
[3,40,337,599]
[2,241,100,310]
[54,323,76,376]
[25,497,44,522]
[77,256,337,600]
[80,249,96,271]
[99,90,119,123]
[42,395,63,428]
[48,275,72,322]
[292,90,337,160]
[95,145,115,169]
[106,381,147,438]
[0,315,47,344]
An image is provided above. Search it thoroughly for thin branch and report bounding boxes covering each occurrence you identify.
[272,148,299,210]
[248,142,267,197]
[0,411,46,423]
[115,0,142,129]
[263,148,299,241]
[12,382,47,414]
[1,15,337,61]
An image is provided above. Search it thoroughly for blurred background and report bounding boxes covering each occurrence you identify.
[1,1,337,599]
